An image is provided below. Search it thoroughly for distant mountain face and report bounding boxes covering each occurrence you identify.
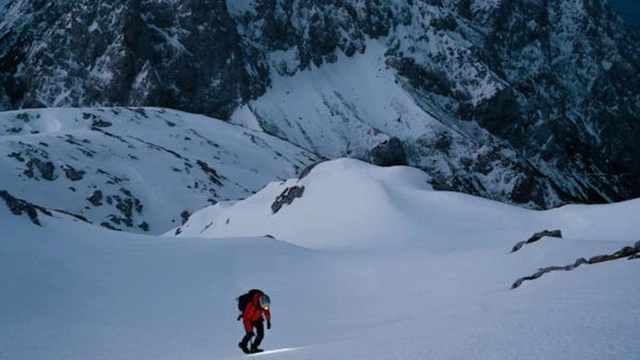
[0,107,318,233]
[0,0,259,117]
[0,0,638,209]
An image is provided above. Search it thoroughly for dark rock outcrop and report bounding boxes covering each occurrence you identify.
[511,229,563,253]
[62,164,86,181]
[367,137,408,167]
[24,158,56,181]
[271,185,305,214]
[512,240,640,289]
[511,257,589,289]
[0,189,50,226]
[87,190,104,206]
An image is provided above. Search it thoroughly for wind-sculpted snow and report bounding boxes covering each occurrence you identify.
[0,107,319,233]
[4,158,638,360]
[174,158,640,250]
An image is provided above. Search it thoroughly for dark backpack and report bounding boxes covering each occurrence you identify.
[237,289,262,312]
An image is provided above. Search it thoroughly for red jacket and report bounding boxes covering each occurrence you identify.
[242,291,271,333]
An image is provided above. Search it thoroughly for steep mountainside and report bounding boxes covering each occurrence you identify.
[0,0,260,117]
[0,107,318,233]
[0,0,638,208]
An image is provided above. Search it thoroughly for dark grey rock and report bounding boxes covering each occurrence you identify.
[62,164,85,181]
[25,158,57,181]
[92,119,113,128]
[298,161,325,180]
[196,160,224,186]
[527,230,563,243]
[87,190,103,206]
[588,246,639,264]
[100,222,120,231]
[512,241,640,289]
[180,210,191,225]
[271,185,305,214]
[368,137,408,167]
[511,257,587,289]
[0,189,50,226]
[511,229,562,252]
[8,152,25,162]
[138,221,149,231]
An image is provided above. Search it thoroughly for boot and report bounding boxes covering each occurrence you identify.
[250,346,264,354]
[238,342,250,354]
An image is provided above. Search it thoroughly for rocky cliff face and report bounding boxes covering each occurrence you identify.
[0,0,262,118]
[1,0,638,209]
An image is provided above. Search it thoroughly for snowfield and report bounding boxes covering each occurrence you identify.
[1,158,639,360]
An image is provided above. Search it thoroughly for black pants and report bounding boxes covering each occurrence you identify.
[241,319,264,349]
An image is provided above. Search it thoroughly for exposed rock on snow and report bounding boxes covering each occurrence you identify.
[0,190,49,226]
[271,185,305,214]
[512,240,640,289]
[367,137,408,167]
[511,229,563,253]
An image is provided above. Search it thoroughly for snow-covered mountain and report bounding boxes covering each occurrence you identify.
[0,0,638,209]
[0,107,318,233]
[2,158,639,360]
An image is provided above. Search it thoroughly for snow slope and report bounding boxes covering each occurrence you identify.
[0,107,318,233]
[243,41,444,158]
[241,40,515,195]
[2,159,639,360]
[175,159,639,249]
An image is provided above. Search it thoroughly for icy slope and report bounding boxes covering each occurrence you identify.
[2,159,640,360]
[0,107,318,233]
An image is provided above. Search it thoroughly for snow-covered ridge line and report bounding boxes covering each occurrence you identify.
[174,158,640,249]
